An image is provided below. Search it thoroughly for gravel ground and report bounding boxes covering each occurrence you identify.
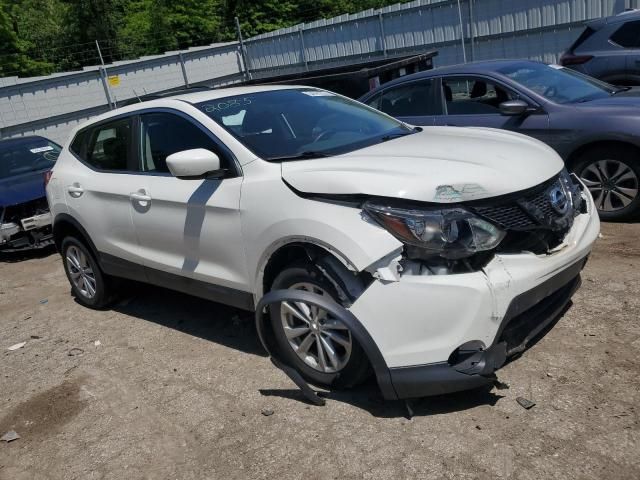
[0,222,639,480]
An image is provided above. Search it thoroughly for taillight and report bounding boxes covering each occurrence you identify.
[559,53,594,66]
[44,170,53,187]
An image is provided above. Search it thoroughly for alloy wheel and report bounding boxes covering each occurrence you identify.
[280,282,352,373]
[580,159,639,212]
[66,245,97,299]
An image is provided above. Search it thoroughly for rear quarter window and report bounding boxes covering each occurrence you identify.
[610,21,640,48]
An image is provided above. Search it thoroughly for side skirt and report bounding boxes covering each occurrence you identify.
[99,252,255,311]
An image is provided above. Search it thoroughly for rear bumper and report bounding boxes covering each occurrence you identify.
[389,262,584,399]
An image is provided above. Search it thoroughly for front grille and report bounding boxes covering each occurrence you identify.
[471,172,584,254]
[473,174,577,231]
[473,204,533,229]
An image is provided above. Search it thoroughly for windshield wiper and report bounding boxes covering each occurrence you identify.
[267,151,331,162]
[612,86,632,95]
[380,130,416,142]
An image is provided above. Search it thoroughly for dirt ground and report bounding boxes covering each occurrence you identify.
[0,222,638,480]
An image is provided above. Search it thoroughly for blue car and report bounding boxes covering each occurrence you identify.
[560,9,640,86]
[359,60,640,221]
[0,136,61,251]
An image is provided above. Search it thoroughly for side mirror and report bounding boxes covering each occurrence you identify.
[166,149,222,179]
[499,99,530,116]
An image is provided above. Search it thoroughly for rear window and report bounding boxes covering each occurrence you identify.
[569,26,596,51]
[0,137,61,179]
[610,21,640,48]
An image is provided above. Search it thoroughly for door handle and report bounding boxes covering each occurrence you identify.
[67,184,84,197]
[130,191,152,203]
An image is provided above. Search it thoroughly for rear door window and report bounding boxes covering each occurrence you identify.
[365,79,441,116]
[610,21,640,48]
[80,118,134,171]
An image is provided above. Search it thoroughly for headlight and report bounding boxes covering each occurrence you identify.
[364,202,506,259]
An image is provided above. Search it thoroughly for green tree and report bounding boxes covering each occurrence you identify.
[0,2,51,77]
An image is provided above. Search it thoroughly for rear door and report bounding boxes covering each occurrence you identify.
[434,75,550,142]
[63,116,145,276]
[611,20,640,82]
[362,78,441,126]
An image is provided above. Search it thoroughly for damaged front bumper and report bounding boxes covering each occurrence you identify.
[345,192,599,399]
[256,187,599,401]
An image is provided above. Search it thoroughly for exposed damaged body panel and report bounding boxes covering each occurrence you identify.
[0,136,60,252]
[281,127,562,202]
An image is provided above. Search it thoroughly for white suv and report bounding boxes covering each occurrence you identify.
[46,86,599,400]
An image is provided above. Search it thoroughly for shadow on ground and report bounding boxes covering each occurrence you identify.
[101,282,506,419]
[109,282,265,358]
[0,244,56,263]
[260,382,504,419]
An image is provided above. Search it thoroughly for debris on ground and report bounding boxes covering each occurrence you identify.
[516,397,536,410]
[94,340,101,346]
[39,299,48,304]
[30,335,41,339]
[261,408,274,416]
[7,341,26,351]
[1,430,20,443]
[68,347,85,357]
[493,379,510,390]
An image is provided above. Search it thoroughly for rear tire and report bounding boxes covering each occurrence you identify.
[61,236,116,309]
[269,262,370,389]
[571,147,640,221]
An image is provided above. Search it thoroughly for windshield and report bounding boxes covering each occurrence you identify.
[196,88,413,161]
[0,137,61,179]
[497,63,615,104]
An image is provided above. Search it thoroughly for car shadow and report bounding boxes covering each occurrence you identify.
[108,282,265,357]
[0,244,56,263]
[259,382,504,419]
[107,282,511,418]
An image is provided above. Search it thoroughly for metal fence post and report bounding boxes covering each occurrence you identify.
[456,0,468,63]
[98,68,115,109]
[178,53,189,87]
[299,26,309,71]
[235,17,252,80]
[378,12,388,57]
[95,40,116,109]
[468,0,476,62]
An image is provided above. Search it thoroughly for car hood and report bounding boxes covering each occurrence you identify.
[576,89,640,108]
[281,127,563,203]
[0,170,47,208]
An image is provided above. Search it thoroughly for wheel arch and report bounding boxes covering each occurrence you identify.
[257,239,371,304]
[52,213,99,260]
[566,140,640,171]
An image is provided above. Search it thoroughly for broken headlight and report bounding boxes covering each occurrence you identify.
[364,202,506,260]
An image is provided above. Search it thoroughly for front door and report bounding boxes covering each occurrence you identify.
[434,76,550,144]
[129,111,249,297]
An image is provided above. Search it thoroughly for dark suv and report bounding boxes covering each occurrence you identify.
[561,10,640,86]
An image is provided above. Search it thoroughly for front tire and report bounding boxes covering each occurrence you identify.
[61,236,115,309]
[572,147,640,221]
[269,262,370,389]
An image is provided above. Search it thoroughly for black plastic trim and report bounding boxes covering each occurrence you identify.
[494,255,588,343]
[255,289,398,400]
[52,213,101,258]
